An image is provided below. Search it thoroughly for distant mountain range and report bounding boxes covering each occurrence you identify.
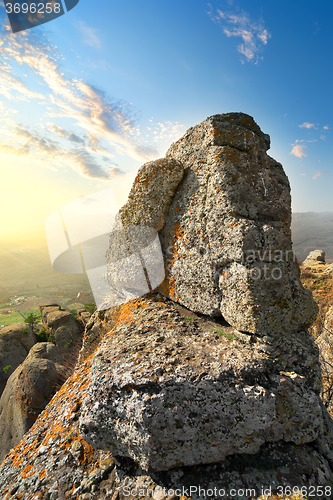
[292,212,333,263]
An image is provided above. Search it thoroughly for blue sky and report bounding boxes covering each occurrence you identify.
[0,0,332,239]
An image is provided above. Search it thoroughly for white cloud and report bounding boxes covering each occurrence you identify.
[48,124,85,144]
[299,122,315,129]
[76,21,102,49]
[208,6,271,63]
[0,25,183,178]
[3,124,122,180]
[313,171,324,180]
[323,125,329,130]
[147,120,185,143]
[290,144,307,158]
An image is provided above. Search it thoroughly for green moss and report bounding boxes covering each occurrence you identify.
[213,328,237,341]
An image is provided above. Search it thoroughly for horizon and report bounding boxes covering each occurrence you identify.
[1,210,333,245]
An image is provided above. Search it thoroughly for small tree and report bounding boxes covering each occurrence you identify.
[24,311,42,336]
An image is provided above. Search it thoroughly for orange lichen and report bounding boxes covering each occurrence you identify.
[21,464,34,478]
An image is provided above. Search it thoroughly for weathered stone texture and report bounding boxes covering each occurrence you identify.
[0,322,36,397]
[103,113,317,335]
[119,158,184,231]
[155,113,318,335]
[0,114,330,499]
[304,249,326,265]
[77,306,122,366]
[0,296,332,499]
[78,298,328,473]
[0,342,67,463]
[40,304,82,349]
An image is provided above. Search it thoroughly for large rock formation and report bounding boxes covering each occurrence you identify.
[0,303,84,463]
[0,294,333,498]
[0,113,332,499]
[0,343,67,463]
[111,113,317,337]
[0,323,36,397]
[79,298,327,473]
[40,304,83,350]
[303,249,326,268]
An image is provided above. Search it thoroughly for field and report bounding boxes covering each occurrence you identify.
[0,232,95,327]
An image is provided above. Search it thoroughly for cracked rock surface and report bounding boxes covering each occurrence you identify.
[155,113,317,334]
[1,114,333,499]
[1,295,333,498]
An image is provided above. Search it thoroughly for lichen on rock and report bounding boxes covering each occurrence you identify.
[156,112,318,334]
[78,297,327,473]
[0,113,332,499]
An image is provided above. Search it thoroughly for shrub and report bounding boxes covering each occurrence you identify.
[70,309,77,319]
[2,365,10,374]
[84,302,97,315]
[36,328,48,342]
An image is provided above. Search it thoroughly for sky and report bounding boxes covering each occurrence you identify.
[0,0,333,241]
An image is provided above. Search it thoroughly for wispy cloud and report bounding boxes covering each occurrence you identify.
[207,4,271,63]
[76,21,102,49]
[299,122,315,129]
[313,171,324,180]
[146,119,185,143]
[323,125,329,130]
[0,23,183,179]
[290,144,307,158]
[7,124,120,179]
[48,124,85,144]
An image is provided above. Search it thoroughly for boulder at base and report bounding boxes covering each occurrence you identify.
[0,342,67,463]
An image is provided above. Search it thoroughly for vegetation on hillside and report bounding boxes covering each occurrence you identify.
[300,262,333,414]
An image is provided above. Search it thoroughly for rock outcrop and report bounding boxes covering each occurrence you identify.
[0,113,331,499]
[77,308,92,328]
[0,342,67,463]
[79,298,327,473]
[118,158,184,232]
[1,295,333,498]
[0,322,36,397]
[111,113,317,337]
[303,249,326,268]
[0,303,84,463]
[40,304,82,350]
